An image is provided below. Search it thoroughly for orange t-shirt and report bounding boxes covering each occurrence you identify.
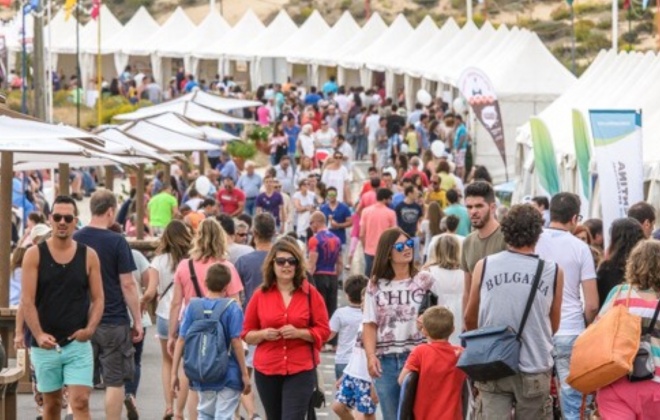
[405,341,466,420]
[185,212,205,232]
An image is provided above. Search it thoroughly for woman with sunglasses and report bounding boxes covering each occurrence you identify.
[241,239,330,420]
[363,227,435,420]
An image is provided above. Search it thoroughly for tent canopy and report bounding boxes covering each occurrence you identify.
[195,9,265,60]
[368,16,438,72]
[114,101,252,124]
[159,11,231,58]
[342,14,413,70]
[55,5,123,54]
[127,7,195,57]
[333,13,388,68]
[172,90,262,111]
[396,18,460,76]
[104,7,159,55]
[268,10,331,59]
[230,10,298,61]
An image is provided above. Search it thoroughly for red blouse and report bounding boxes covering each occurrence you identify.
[241,280,331,376]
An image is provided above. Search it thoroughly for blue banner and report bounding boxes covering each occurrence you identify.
[589,110,641,147]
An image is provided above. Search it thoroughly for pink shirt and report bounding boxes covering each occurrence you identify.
[257,106,271,126]
[360,203,397,255]
[174,257,243,306]
[360,190,377,209]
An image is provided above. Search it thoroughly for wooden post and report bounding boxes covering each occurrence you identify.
[0,152,13,309]
[199,151,207,174]
[136,164,145,240]
[58,163,70,196]
[104,166,114,192]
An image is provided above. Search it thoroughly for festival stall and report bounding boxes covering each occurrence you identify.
[104,7,160,77]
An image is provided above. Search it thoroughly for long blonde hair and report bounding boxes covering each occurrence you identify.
[190,218,228,262]
[156,220,193,271]
[430,235,461,270]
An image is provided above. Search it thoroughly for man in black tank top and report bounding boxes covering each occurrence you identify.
[22,195,104,420]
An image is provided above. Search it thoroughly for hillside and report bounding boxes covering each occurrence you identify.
[2,0,658,75]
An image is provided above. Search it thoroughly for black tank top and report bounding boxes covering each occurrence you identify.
[31,242,90,347]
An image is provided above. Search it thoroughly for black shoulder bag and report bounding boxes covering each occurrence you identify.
[307,289,325,419]
[629,295,660,381]
[457,259,545,382]
[188,259,204,298]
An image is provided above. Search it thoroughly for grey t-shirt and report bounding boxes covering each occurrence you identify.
[235,250,268,308]
[478,250,558,373]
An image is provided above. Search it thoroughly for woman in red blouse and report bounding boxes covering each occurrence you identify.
[241,238,330,420]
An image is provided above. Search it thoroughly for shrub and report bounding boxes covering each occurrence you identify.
[575,2,609,14]
[635,21,654,34]
[596,19,612,30]
[340,0,351,10]
[575,19,595,42]
[473,13,486,27]
[551,6,571,21]
[583,32,611,52]
[227,140,257,159]
[531,20,570,42]
[620,31,639,44]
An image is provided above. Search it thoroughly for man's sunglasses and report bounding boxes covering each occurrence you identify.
[392,239,415,253]
[52,214,75,224]
[274,257,298,267]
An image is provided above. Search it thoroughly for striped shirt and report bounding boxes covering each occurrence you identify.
[599,284,660,383]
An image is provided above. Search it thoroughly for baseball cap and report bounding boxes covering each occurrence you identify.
[29,223,52,243]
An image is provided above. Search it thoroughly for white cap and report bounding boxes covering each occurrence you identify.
[29,223,52,244]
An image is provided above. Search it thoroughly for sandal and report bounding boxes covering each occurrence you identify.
[162,408,174,420]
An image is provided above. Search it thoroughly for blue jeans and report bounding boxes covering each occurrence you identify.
[374,352,410,420]
[554,335,589,420]
[335,363,347,380]
[124,328,146,396]
[245,197,257,216]
[288,152,297,173]
[364,254,374,278]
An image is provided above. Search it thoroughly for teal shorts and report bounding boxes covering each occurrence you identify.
[31,340,94,393]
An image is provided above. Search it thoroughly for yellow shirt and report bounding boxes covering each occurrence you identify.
[426,189,448,209]
[438,171,456,192]
[406,131,418,154]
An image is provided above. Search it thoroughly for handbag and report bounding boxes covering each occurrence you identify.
[417,289,438,316]
[628,294,660,382]
[307,289,326,412]
[567,285,641,394]
[457,258,545,382]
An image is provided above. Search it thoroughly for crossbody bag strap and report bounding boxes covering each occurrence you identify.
[517,259,545,340]
[645,294,660,335]
[159,282,174,299]
[188,259,204,298]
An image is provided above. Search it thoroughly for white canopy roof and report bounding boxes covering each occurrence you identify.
[172,90,261,111]
[267,10,330,59]
[229,10,298,61]
[126,7,195,56]
[333,13,388,68]
[3,10,33,52]
[418,20,482,80]
[135,113,237,141]
[54,5,123,54]
[396,18,460,75]
[159,11,231,58]
[103,7,159,55]
[195,9,265,60]
[114,101,252,124]
[119,120,221,152]
[43,10,82,53]
[342,14,413,70]
[367,16,438,72]
[287,11,360,65]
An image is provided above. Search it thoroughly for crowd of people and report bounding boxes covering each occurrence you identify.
[8,77,660,420]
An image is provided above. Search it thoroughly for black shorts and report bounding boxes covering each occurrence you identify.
[92,324,135,387]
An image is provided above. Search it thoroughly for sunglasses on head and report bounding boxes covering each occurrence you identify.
[274,257,298,267]
[392,238,415,253]
[52,213,75,224]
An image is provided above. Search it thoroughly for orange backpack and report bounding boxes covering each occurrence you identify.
[567,285,641,394]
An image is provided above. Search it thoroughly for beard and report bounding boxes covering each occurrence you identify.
[471,209,490,229]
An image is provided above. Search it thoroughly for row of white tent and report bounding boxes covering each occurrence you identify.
[515,49,660,208]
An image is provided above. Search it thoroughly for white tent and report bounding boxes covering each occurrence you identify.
[4,10,34,72]
[105,7,160,76]
[335,13,388,87]
[370,16,438,97]
[114,101,252,124]
[286,11,360,87]
[228,10,298,87]
[42,11,83,85]
[126,7,196,84]
[193,9,266,85]
[159,11,231,81]
[341,14,413,88]
[119,120,221,152]
[266,10,331,86]
[172,90,261,111]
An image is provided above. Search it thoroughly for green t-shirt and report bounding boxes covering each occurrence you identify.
[147,192,177,228]
[460,226,507,274]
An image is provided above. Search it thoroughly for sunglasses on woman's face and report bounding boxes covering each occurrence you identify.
[274,257,298,267]
[392,239,415,253]
[52,213,75,224]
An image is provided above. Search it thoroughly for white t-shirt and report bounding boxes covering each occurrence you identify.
[365,114,381,141]
[321,166,351,202]
[335,94,351,114]
[151,253,176,320]
[299,134,315,159]
[426,233,465,261]
[363,271,434,355]
[314,128,336,150]
[337,141,353,171]
[131,250,152,327]
[428,266,465,346]
[184,197,203,211]
[292,191,316,238]
[329,306,363,365]
[535,228,596,336]
[343,328,371,382]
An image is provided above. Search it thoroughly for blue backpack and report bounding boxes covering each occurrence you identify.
[183,298,234,384]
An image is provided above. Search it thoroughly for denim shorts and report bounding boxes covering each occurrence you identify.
[156,316,168,339]
[335,374,377,414]
[31,340,94,393]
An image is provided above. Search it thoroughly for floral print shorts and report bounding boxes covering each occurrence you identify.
[335,374,377,414]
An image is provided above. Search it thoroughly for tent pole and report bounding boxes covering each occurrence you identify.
[59,163,70,196]
[105,165,114,192]
[136,164,145,240]
[0,152,14,308]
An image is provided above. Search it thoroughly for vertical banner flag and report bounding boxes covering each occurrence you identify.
[91,0,100,19]
[530,117,560,196]
[64,0,76,20]
[457,67,508,180]
[589,110,643,247]
[572,109,592,216]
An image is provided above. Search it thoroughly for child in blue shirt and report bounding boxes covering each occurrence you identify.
[172,263,250,420]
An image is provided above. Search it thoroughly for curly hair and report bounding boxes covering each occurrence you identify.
[189,218,228,262]
[501,204,543,248]
[625,240,660,292]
